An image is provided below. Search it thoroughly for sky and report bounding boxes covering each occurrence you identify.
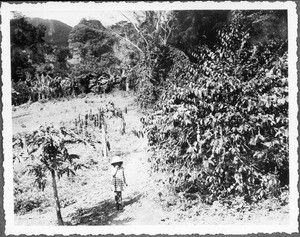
[7,1,185,28]
[6,2,152,27]
[19,10,137,27]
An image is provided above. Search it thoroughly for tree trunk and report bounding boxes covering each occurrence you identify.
[120,118,126,135]
[51,170,64,225]
[125,77,130,92]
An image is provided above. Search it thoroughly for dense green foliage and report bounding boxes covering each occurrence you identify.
[68,19,121,94]
[69,19,109,58]
[11,16,46,83]
[11,16,72,105]
[142,11,288,203]
[170,10,230,51]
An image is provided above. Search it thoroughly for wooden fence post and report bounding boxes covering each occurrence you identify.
[99,110,108,159]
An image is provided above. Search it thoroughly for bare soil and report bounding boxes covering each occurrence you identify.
[13,89,289,226]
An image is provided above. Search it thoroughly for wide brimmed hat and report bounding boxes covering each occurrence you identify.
[111,156,123,165]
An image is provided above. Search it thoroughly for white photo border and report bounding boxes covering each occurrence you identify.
[1,1,298,235]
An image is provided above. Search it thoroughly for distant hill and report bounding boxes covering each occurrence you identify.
[77,18,106,31]
[27,18,72,47]
[68,18,114,64]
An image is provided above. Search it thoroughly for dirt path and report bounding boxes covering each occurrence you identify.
[13,90,167,226]
[109,150,169,225]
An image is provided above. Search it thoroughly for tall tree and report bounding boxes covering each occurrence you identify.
[109,11,175,94]
[170,10,230,50]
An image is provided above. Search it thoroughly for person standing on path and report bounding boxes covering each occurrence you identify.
[111,156,128,210]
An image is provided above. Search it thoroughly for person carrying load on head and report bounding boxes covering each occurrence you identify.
[111,155,128,210]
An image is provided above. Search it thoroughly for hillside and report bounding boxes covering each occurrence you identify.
[28,17,72,46]
[67,18,117,67]
[13,90,289,226]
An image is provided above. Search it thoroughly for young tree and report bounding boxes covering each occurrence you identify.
[15,125,88,225]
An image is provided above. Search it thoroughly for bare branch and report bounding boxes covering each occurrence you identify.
[120,11,149,47]
[108,28,143,53]
[76,22,144,54]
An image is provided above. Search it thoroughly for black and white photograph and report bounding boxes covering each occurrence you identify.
[1,1,298,235]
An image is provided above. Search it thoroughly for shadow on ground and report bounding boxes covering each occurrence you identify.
[65,193,142,225]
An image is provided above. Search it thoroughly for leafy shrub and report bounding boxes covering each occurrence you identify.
[12,81,36,105]
[14,191,49,214]
[143,11,288,203]
[135,45,176,108]
[14,171,50,214]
